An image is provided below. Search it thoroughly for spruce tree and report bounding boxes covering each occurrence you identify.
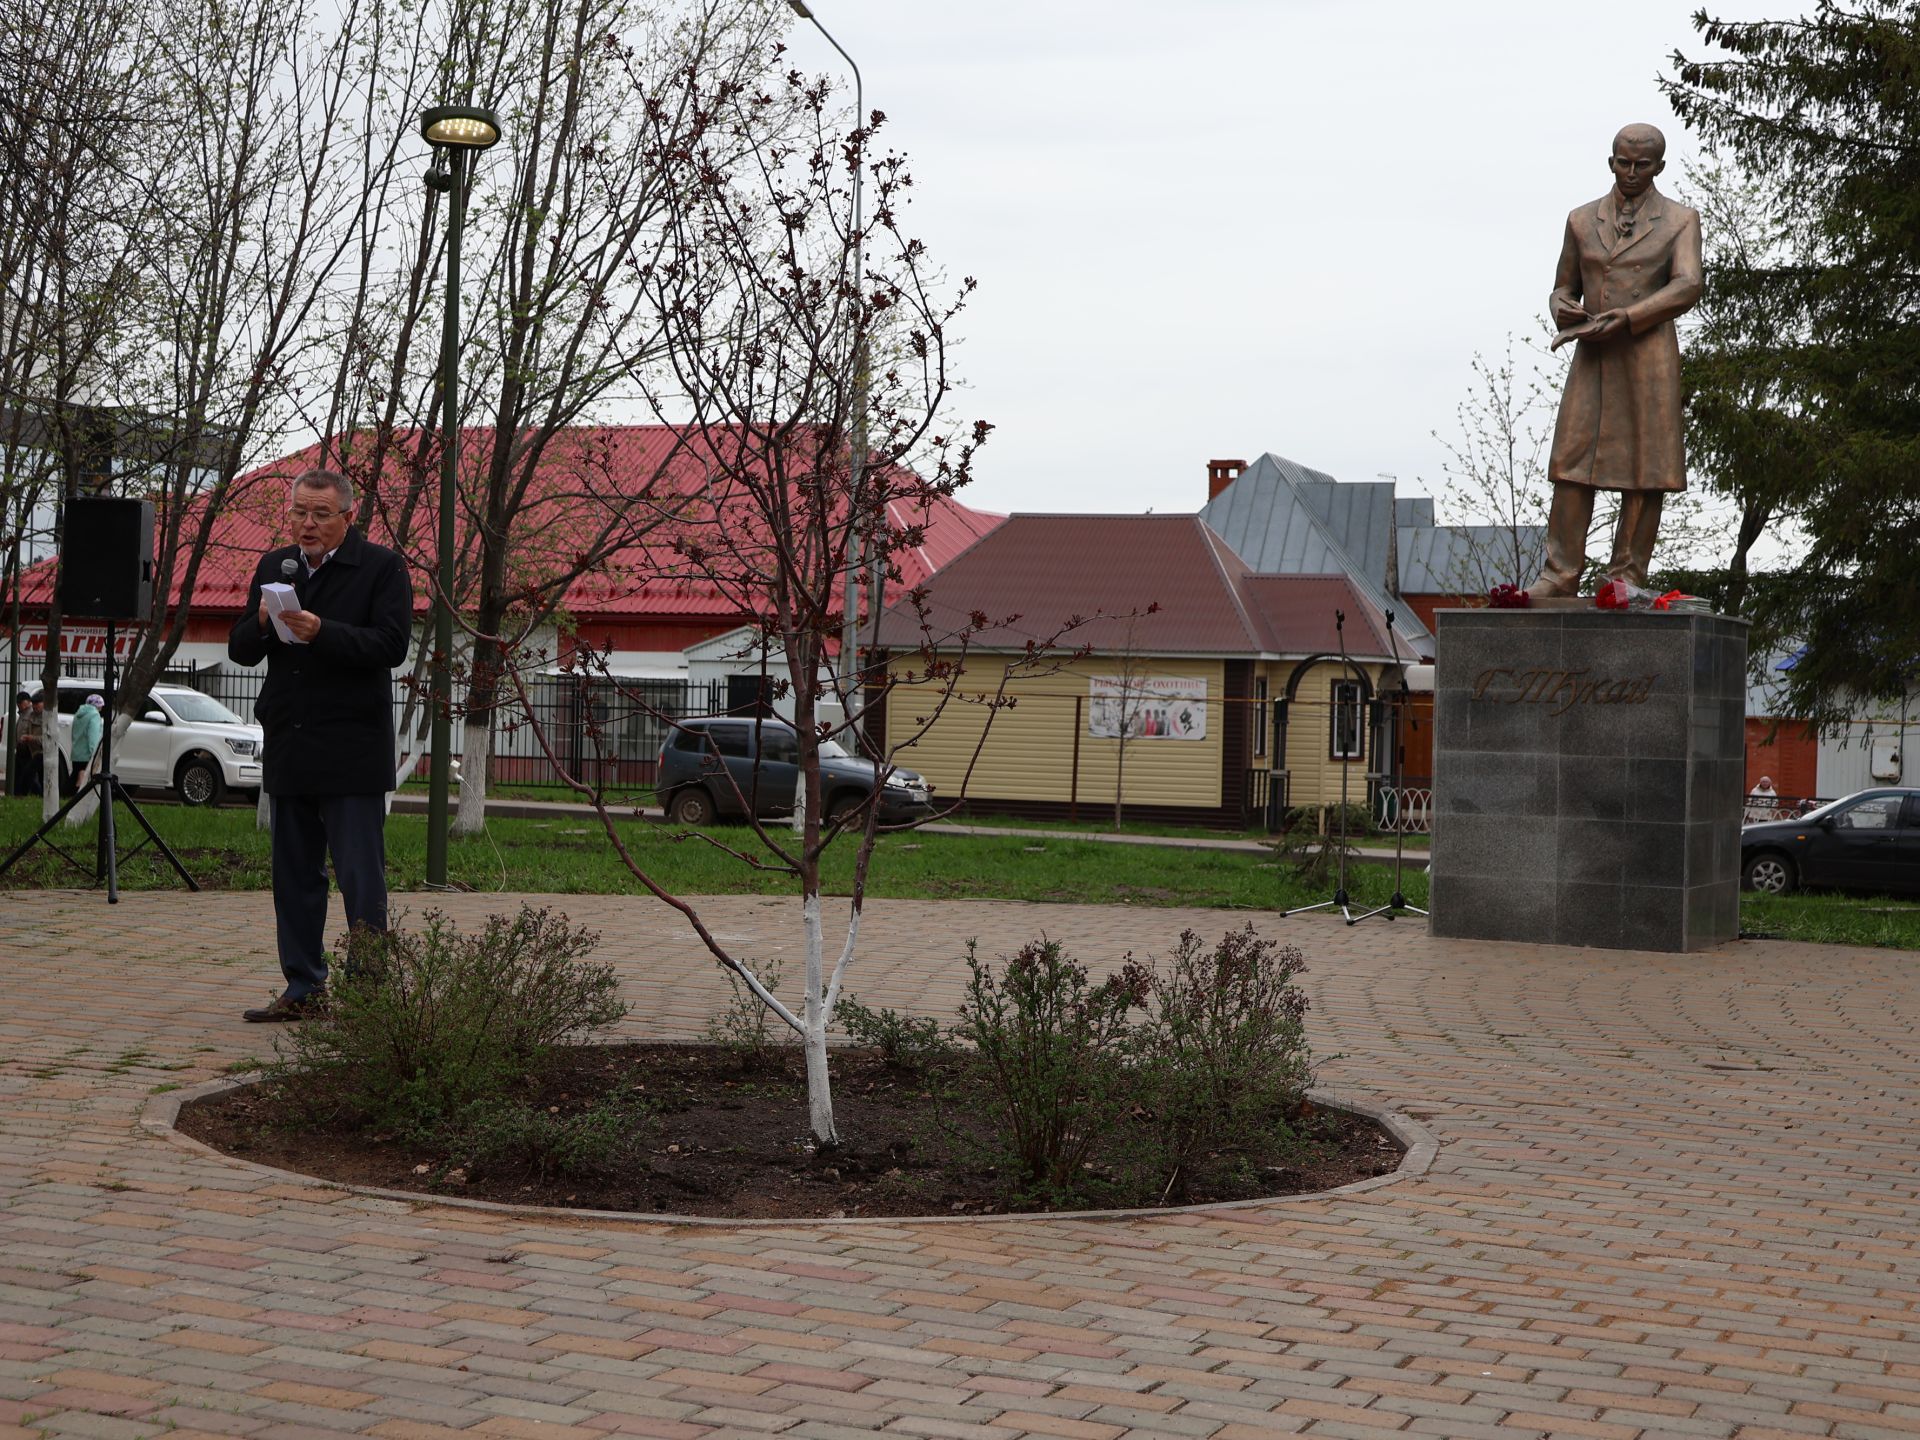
[1663,3,1920,724]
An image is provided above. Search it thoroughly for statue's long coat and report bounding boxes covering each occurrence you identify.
[1548,186,1703,493]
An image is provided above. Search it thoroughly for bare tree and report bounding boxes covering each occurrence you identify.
[1430,337,1556,596]
[282,0,794,837]
[1091,617,1153,831]
[490,52,1024,1147]
[99,0,446,732]
[0,0,155,815]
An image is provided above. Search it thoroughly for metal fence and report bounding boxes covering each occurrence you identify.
[51,657,735,793]
[1374,785,1434,834]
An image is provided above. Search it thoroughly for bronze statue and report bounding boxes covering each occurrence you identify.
[1528,124,1703,599]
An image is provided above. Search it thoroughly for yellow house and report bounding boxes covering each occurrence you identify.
[871,514,1421,828]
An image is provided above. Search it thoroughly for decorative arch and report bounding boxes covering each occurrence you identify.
[1284,653,1374,704]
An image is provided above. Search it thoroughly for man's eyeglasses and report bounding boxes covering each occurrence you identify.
[289,506,341,524]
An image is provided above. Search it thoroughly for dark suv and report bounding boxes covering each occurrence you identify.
[655,716,933,826]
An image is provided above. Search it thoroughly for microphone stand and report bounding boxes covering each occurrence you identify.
[1348,677,1427,926]
[1284,609,1358,922]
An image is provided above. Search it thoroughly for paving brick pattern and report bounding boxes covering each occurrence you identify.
[2,889,1917,1439]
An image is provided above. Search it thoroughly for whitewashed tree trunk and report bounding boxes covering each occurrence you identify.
[256,788,272,830]
[801,893,835,1144]
[38,707,58,823]
[453,712,489,835]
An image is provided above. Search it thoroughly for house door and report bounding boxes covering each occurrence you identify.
[1397,692,1434,787]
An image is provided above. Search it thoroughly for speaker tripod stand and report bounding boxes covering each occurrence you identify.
[0,622,199,902]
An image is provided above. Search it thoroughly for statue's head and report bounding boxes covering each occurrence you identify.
[1609,123,1666,198]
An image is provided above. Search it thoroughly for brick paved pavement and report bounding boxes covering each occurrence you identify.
[2,889,1918,1440]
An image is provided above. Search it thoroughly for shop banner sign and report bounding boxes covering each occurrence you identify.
[12,626,143,661]
[1088,675,1207,740]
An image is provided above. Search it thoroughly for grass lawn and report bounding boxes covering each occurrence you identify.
[6,798,1911,947]
[0,795,1361,911]
[1738,889,1920,950]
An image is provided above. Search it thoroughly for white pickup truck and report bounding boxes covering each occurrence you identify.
[36,677,264,805]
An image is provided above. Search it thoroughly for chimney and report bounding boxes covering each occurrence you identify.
[1207,458,1246,500]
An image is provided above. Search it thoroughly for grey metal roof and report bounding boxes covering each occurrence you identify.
[1198,454,1350,576]
[1199,452,1431,656]
[1296,478,1397,587]
[1397,524,1547,595]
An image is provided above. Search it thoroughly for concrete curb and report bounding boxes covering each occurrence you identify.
[143,1074,1438,1230]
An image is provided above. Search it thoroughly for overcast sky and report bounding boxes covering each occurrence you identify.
[780,0,1782,522]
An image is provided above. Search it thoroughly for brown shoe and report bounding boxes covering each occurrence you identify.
[243,992,322,1023]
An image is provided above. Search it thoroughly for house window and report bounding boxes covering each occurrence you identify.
[1330,680,1364,761]
[1253,678,1269,758]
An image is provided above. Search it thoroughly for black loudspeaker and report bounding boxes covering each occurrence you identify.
[57,498,154,622]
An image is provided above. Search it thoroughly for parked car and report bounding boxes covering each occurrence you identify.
[1740,786,1920,896]
[655,716,933,826]
[34,678,264,806]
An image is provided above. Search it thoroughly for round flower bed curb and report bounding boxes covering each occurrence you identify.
[144,1074,1438,1227]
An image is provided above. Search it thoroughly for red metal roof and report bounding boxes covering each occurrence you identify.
[1238,574,1423,662]
[875,513,1418,662]
[21,426,1004,624]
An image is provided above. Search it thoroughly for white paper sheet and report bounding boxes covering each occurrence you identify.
[262,582,304,644]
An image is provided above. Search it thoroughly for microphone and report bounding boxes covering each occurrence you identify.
[280,558,298,580]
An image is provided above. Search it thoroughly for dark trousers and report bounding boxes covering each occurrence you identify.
[270,792,389,999]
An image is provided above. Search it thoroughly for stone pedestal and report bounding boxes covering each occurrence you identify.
[1429,609,1747,953]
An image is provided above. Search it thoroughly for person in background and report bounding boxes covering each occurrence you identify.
[10,693,37,796]
[69,692,104,790]
[1744,775,1779,825]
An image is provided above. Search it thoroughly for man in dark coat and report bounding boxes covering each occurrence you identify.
[229,468,411,1020]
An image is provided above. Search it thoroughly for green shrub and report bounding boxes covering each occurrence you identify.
[447,1089,653,1182]
[265,906,625,1136]
[1129,926,1313,1194]
[835,996,953,1070]
[704,955,789,1070]
[1283,802,1373,836]
[954,938,1147,1203]
[1274,804,1368,884]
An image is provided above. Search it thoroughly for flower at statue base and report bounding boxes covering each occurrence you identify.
[1487,583,1530,609]
[1594,579,1633,610]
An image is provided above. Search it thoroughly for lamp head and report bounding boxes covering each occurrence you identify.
[787,0,813,15]
[420,104,501,150]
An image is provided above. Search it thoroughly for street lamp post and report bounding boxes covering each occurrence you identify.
[786,1,867,745]
[419,104,500,888]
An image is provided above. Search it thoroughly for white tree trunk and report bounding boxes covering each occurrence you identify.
[256,788,272,830]
[387,715,430,815]
[38,707,58,823]
[801,892,837,1145]
[453,713,490,835]
[63,783,97,826]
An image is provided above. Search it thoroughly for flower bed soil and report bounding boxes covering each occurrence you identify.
[176,1042,1403,1219]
